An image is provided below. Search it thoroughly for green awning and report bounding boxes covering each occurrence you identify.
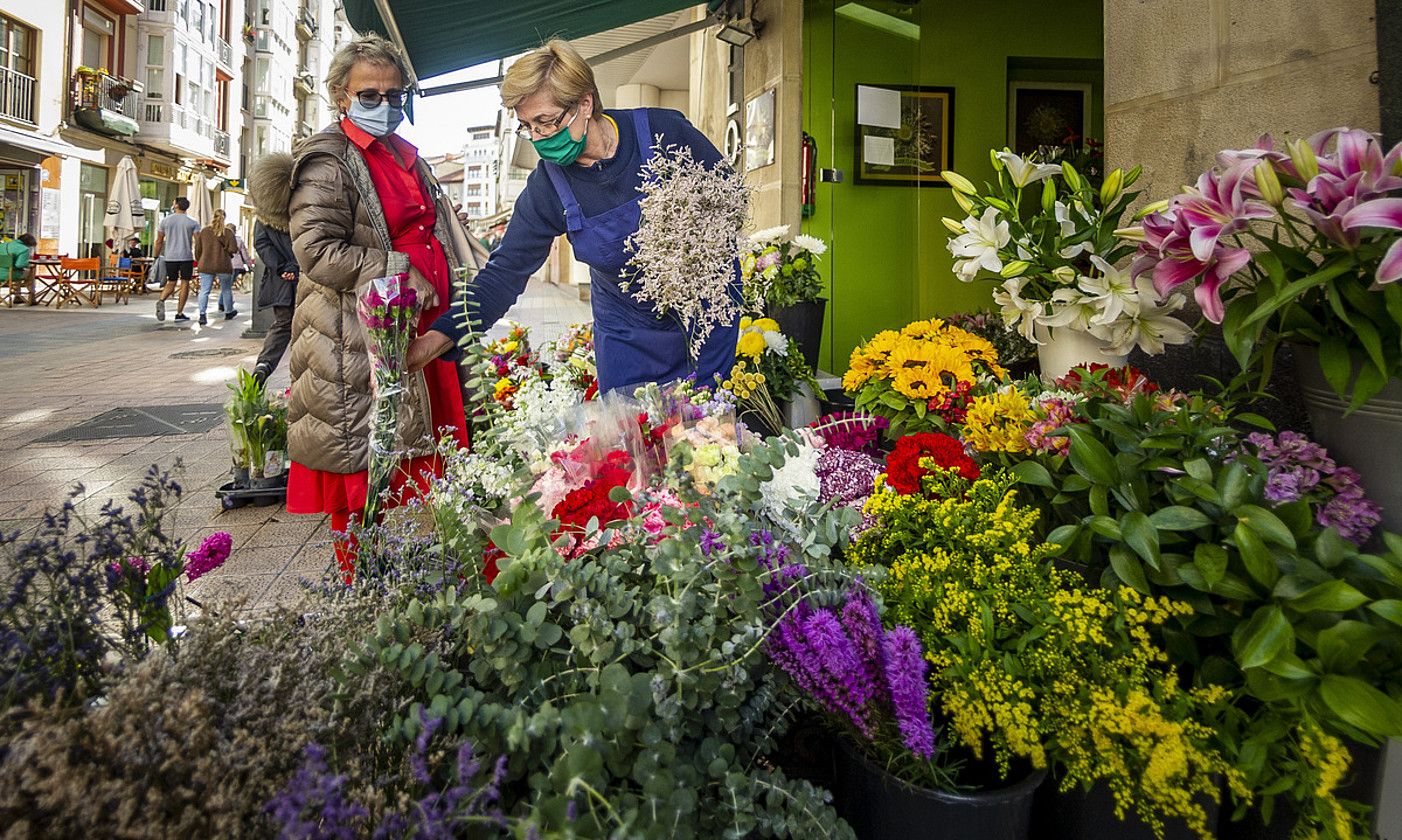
[342,1,706,82]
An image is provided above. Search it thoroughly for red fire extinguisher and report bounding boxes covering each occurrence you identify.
[801,132,817,218]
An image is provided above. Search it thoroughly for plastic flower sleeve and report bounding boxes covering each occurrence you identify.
[356,273,419,526]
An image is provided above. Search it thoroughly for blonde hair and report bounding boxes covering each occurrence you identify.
[501,39,601,112]
[325,33,411,115]
[207,208,226,233]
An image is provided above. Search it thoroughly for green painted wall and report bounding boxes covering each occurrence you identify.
[802,0,1104,374]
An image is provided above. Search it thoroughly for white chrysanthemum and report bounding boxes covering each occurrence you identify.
[790,234,827,256]
[747,225,791,246]
[760,442,821,534]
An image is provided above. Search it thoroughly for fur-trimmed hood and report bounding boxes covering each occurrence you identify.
[250,153,294,232]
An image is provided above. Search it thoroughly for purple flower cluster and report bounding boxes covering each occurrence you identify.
[184,531,233,582]
[811,411,889,455]
[700,528,726,557]
[816,448,882,508]
[266,715,513,840]
[1243,431,1381,544]
[767,584,938,759]
[751,529,807,604]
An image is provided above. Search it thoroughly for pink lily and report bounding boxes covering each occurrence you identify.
[1174,161,1275,262]
[1341,198,1402,285]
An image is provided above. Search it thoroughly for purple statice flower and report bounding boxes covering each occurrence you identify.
[1025,398,1078,456]
[816,448,882,508]
[880,626,937,759]
[265,743,369,839]
[184,531,233,582]
[699,529,726,557]
[1318,467,1383,545]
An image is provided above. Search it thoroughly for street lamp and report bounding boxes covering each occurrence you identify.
[715,16,760,47]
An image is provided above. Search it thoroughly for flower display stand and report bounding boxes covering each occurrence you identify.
[217,472,287,509]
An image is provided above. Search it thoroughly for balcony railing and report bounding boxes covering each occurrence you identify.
[0,66,36,124]
[217,38,232,68]
[73,70,140,136]
[296,6,318,40]
[214,129,229,158]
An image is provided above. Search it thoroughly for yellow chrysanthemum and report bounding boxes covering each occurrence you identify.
[963,389,1036,452]
[753,317,780,333]
[736,330,767,360]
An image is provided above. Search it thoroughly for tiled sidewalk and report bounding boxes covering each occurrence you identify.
[0,278,590,613]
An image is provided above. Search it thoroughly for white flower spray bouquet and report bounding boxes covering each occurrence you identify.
[625,139,750,358]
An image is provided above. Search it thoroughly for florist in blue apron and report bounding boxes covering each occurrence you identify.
[407,39,739,393]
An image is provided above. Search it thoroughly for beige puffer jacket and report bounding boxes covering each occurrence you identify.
[286,125,481,474]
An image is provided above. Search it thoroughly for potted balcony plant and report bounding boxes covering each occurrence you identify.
[1132,127,1402,533]
[941,151,1193,378]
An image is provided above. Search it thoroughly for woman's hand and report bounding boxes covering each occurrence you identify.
[406,266,439,310]
[406,329,454,372]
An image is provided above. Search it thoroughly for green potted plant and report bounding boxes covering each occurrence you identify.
[968,366,1402,838]
[225,369,270,489]
[1131,127,1402,534]
[742,225,828,370]
[940,151,1193,378]
[851,461,1239,840]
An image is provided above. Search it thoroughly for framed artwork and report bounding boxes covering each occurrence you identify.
[745,87,776,172]
[854,84,955,187]
[1007,81,1090,155]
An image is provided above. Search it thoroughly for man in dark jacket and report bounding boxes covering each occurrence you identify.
[250,153,299,383]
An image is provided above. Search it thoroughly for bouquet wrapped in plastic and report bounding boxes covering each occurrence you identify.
[357,274,418,526]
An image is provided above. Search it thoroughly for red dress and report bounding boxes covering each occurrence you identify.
[287,118,470,541]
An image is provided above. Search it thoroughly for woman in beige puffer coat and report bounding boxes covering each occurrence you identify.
[285,34,484,571]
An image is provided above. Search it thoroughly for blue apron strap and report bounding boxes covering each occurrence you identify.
[633,109,654,164]
[542,161,584,234]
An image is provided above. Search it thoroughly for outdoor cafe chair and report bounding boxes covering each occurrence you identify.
[56,257,102,308]
[98,255,136,305]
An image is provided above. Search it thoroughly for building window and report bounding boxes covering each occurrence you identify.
[0,13,36,123]
[81,7,116,72]
[78,163,109,259]
[145,34,165,99]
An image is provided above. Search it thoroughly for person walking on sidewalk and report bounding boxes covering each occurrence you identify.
[153,196,200,322]
[249,152,298,383]
[192,208,237,326]
[228,223,252,298]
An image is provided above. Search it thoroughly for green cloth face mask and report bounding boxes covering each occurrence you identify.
[532,114,588,165]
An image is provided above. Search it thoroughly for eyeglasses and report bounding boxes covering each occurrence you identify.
[514,107,578,140]
[354,88,407,108]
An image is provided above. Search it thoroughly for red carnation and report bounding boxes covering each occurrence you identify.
[885,432,980,495]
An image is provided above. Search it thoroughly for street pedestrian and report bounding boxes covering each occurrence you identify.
[249,152,298,383]
[120,236,144,259]
[405,38,739,393]
[192,208,237,326]
[153,196,200,322]
[225,222,252,308]
[285,33,482,580]
[0,233,36,307]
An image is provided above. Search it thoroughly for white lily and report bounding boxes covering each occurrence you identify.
[1055,201,1092,258]
[1039,288,1099,332]
[790,233,828,255]
[996,150,1062,188]
[991,277,1041,342]
[1079,255,1140,326]
[1098,280,1195,355]
[948,207,1011,281]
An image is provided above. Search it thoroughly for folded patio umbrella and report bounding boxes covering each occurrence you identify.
[103,156,145,244]
[187,180,214,228]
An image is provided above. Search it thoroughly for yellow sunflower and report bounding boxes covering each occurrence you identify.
[900,318,946,340]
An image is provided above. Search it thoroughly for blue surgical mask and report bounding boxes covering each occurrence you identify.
[347,99,404,137]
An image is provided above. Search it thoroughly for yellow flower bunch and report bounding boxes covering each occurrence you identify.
[736,316,782,360]
[722,360,766,400]
[854,470,1240,840]
[1298,722,1358,838]
[962,389,1036,453]
[843,319,1005,405]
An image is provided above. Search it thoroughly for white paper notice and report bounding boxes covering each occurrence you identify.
[863,135,896,166]
[856,85,901,129]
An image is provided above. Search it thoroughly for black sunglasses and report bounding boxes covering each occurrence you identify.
[354,88,407,108]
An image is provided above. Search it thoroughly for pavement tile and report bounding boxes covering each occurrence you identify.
[186,572,278,611]
[223,542,298,575]
[249,520,325,547]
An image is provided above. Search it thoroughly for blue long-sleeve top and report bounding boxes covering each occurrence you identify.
[429,108,726,352]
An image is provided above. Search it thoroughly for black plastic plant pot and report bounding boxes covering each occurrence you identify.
[769,298,827,371]
[216,480,286,511]
[834,739,1046,840]
[1030,773,1218,840]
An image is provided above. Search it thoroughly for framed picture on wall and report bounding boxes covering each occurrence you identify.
[853,84,955,187]
[1007,81,1090,155]
[745,87,776,172]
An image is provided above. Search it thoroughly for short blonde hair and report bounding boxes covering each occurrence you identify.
[325,33,411,114]
[501,39,601,112]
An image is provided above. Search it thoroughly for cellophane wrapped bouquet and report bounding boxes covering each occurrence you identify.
[357,274,418,526]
